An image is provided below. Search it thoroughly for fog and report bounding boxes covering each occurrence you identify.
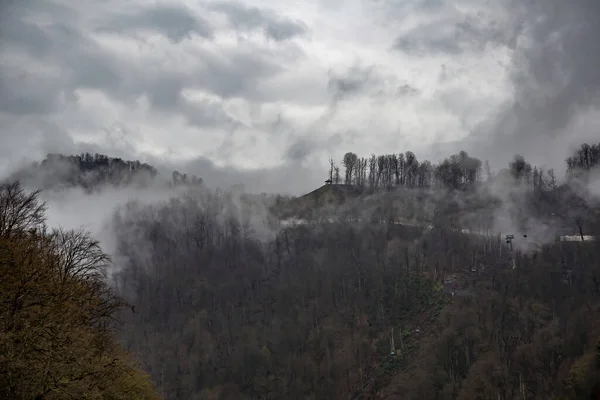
[2,0,600,271]
[39,185,186,257]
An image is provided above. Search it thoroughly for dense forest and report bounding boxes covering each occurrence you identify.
[2,142,600,399]
[109,142,599,399]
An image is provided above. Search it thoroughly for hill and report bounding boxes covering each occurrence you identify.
[274,183,363,218]
[110,185,600,399]
[2,142,600,399]
[6,152,203,192]
[274,177,600,241]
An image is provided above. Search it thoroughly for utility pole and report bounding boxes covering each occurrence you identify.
[505,234,514,251]
[505,234,515,269]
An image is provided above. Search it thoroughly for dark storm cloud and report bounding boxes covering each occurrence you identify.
[1,12,124,102]
[327,65,387,104]
[0,67,63,115]
[197,48,287,100]
[508,0,600,133]
[326,64,412,115]
[206,1,308,41]
[0,0,297,127]
[95,4,214,43]
[283,135,342,163]
[145,76,185,110]
[394,0,600,170]
[285,138,316,162]
[0,0,78,50]
[0,14,53,54]
[392,10,519,56]
[460,0,600,169]
[0,0,314,189]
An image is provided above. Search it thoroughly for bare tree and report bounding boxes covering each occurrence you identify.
[0,182,46,238]
[343,152,358,185]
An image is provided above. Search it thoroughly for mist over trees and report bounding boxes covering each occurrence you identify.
[314,143,600,242]
[7,153,203,192]
[100,143,600,399]
[2,142,600,399]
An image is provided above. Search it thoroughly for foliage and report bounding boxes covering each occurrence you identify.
[3,141,600,399]
[108,143,600,399]
[0,182,159,400]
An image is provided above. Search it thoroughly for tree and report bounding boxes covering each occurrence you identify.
[329,159,335,182]
[342,152,358,185]
[334,166,341,184]
[547,168,557,191]
[404,151,417,187]
[0,182,46,238]
[368,154,377,187]
[484,160,492,182]
[509,154,532,183]
[0,182,158,400]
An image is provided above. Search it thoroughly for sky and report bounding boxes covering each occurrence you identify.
[1,0,600,194]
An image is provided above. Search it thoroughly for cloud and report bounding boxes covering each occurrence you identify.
[145,154,324,195]
[284,134,343,164]
[2,0,598,195]
[328,65,379,102]
[391,3,518,56]
[445,0,600,170]
[205,1,308,41]
[95,4,214,43]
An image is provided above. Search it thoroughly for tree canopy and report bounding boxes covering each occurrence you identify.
[0,182,159,400]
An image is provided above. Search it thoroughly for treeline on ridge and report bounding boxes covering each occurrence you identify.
[329,142,600,191]
[8,152,203,191]
[279,143,600,237]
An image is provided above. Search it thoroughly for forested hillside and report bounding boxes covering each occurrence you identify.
[2,142,600,399]
[107,143,600,399]
[279,143,600,238]
[0,182,158,399]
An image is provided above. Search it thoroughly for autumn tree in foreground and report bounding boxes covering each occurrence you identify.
[0,182,158,399]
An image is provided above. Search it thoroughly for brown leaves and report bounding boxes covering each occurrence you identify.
[0,182,158,399]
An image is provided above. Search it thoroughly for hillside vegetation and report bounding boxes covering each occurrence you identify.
[276,144,599,232]
[106,143,600,399]
[0,182,159,399]
[3,142,600,399]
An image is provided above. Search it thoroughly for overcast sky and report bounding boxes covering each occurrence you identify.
[1,0,599,194]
